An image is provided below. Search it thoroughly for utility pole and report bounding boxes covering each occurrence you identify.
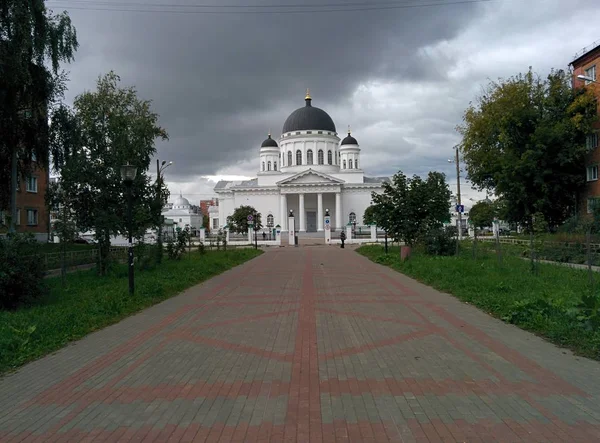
[156,159,162,263]
[9,148,17,233]
[455,145,463,242]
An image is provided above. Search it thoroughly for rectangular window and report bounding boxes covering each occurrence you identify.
[26,176,38,193]
[27,209,38,226]
[587,133,599,150]
[588,165,598,181]
[588,197,600,214]
[212,218,218,229]
[585,65,597,84]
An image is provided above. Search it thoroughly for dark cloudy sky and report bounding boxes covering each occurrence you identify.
[48,0,600,204]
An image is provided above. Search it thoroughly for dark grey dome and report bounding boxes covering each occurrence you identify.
[261,134,278,148]
[341,133,358,145]
[282,96,336,133]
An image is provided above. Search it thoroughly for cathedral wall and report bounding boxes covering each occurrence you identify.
[232,192,282,229]
[342,188,382,225]
[331,171,364,184]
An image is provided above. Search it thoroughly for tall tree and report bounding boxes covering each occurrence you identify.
[371,171,451,247]
[457,68,598,229]
[0,1,78,231]
[227,205,262,234]
[51,72,168,275]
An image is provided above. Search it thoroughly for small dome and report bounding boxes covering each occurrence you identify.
[173,193,190,207]
[282,91,336,133]
[261,133,278,148]
[341,129,358,146]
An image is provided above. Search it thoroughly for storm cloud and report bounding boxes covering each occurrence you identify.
[50,0,600,202]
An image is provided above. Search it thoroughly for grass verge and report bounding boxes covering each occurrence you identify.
[0,248,262,374]
[357,245,600,361]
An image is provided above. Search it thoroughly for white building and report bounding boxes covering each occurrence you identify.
[213,91,389,232]
[162,193,203,233]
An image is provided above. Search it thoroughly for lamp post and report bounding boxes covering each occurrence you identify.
[448,145,463,244]
[156,159,172,264]
[121,164,138,296]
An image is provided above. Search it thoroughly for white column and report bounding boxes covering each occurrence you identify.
[370,225,376,241]
[299,193,306,232]
[317,193,324,231]
[280,194,288,231]
[199,227,206,241]
[335,192,342,230]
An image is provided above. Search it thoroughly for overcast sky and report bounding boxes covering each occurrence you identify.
[48,0,600,206]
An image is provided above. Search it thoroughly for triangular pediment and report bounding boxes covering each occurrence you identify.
[277,169,345,186]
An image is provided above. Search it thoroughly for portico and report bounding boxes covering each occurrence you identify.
[277,169,344,232]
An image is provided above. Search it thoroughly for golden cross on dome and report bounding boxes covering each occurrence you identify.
[305,88,311,100]
[348,125,351,135]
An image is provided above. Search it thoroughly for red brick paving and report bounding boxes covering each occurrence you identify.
[1,246,600,442]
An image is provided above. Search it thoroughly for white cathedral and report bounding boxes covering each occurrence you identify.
[213,91,389,233]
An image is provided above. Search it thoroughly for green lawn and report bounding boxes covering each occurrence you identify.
[357,245,600,361]
[0,248,262,374]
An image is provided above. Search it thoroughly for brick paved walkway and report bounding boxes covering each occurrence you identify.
[2,246,600,442]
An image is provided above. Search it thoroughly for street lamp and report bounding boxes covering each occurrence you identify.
[577,74,597,83]
[156,160,173,264]
[121,163,138,296]
[448,144,463,249]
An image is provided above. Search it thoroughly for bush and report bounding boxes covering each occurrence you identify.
[167,230,189,260]
[421,227,457,256]
[198,241,206,255]
[0,234,47,310]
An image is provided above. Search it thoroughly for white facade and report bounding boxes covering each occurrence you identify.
[162,193,203,233]
[213,93,389,232]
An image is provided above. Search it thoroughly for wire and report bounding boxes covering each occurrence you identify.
[45,0,494,14]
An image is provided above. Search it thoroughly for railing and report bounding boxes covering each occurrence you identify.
[573,39,600,61]
[33,246,129,272]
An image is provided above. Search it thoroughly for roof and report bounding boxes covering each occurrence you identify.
[571,39,600,66]
[363,176,390,184]
[282,97,336,133]
[341,134,358,145]
[261,134,278,148]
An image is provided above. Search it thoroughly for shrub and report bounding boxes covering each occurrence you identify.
[0,234,47,310]
[421,227,457,256]
[198,241,206,255]
[167,229,189,260]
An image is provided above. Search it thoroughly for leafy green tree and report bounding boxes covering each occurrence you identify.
[0,1,78,231]
[50,72,168,275]
[371,171,451,248]
[227,205,262,234]
[458,68,598,229]
[469,200,495,231]
[362,205,378,226]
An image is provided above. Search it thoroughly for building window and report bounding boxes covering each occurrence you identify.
[307,150,313,165]
[318,131,323,134]
[327,150,332,165]
[588,165,598,181]
[274,161,277,171]
[288,151,292,166]
[262,162,265,171]
[26,176,37,193]
[27,209,38,226]
[349,212,356,224]
[296,150,302,165]
[355,159,359,169]
[585,65,597,85]
[296,132,301,135]
[343,160,346,169]
[587,133,598,150]
[588,198,600,214]
[268,161,271,171]
[212,218,219,229]
[349,159,353,169]
[318,149,324,165]
[307,131,312,134]
[267,214,274,227]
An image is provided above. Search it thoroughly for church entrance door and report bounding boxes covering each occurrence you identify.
[306,211,317,232]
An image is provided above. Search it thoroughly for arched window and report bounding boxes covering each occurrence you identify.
[343,160,346,169]
[307,150,313,165]
[349,212,356,224]
[267,161,271,171]
[349,159,353,169]
[288,151,292,166]
[355,159,359,169]
[267,214,274,227]
[296,150,302,165]
[262,162,265,171]
[327,151,332,165]
[274,161,277,171]
[318,149,324,165]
